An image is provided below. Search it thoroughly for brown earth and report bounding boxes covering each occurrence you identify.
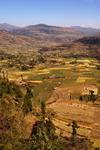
[47,86,100,140]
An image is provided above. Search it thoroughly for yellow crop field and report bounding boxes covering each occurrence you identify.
[48,67,67,70]
[12,71,33,76]
[91,139,100,147]
[77,59,91,63]
[37,72,50,75]
[0,59,8,63]
[79,68,91,71]
[76,77,94,83]
[28,80,43,83]
[76,77,86,83]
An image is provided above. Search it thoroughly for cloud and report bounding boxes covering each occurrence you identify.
[81,23,100,29]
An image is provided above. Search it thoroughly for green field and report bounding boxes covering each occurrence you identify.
[0,57,99,103]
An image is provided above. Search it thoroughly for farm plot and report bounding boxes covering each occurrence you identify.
[76,77,86,83]
[77,59,92,63]
[76,77,94,83]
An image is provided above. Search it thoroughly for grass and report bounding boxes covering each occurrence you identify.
[83,72,94,77]
[93,70,100,78]
[32,79,62,103]
[1,57,99,105]
[51,70,65,78]
[63,77,77,84]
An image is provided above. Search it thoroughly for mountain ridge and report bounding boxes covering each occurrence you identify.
[11,24,83,43]
[0,23,20,31]
[70,26,100,35]
[0,29,53,53]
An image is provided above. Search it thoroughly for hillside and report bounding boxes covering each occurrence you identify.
[70,26,100,36]
[39,36,100,59]
[1,23,100,43]
[0,30,53,53]
[76,36,100,45]
[11,24,84,43]
[0,23,20,31]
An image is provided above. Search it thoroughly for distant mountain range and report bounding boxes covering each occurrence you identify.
[70,26,100,36]
[10,24,83,43]
[0,23,100,43]
[0,23,20,31]
[0,23,100,56]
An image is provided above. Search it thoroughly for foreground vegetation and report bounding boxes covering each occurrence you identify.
[0,78,94,149]
[0,50,100,149]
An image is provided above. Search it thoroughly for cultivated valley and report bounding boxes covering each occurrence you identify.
[0,23,100,150]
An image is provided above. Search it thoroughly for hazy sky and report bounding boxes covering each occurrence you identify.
[0,0,100,28]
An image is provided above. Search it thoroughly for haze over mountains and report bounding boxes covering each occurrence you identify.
[0,23,100,57]
[10,24,83,43]
[70,26,100,36]
[0,23,100,43]
[0,23,20,31]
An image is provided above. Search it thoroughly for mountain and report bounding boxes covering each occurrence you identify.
[0,23,20,31]
[1,23,100,55]
[39,36,100,59]
[11,24,84,43]
[1,23,100,41]
[70,26,100,36]
[76,36,100,45]
[0,29,52,53]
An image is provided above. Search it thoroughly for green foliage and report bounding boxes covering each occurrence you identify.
[23,87,33,115]
[72,120,79,137]
[66,137,93,150]
[29,59,36,67]
[21,65,29,71]
[89,90,98,104]
[38,56,46,63]
[96,65,100,70]
[79,92,99,103]
[79,94,90,102]
[94,148,100,150]
[0,97,25,150]
[41,101,46,117]
[0,78,23,99]
[30,102,60,150]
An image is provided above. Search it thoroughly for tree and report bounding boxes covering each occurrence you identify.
[41,101,46,119]
[23,87,33,115]
[96,65,100,70]
[29,59,36,67]
[21,74,23,81]
[89,90,97,104]
[0,98,26,150]
[21,65,28,71]
[72,120,79,137]
[38,56,46,63]
[30,102,60,150]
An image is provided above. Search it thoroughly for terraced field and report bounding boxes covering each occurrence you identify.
[0,57,100,146]
[1,57,99,102]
